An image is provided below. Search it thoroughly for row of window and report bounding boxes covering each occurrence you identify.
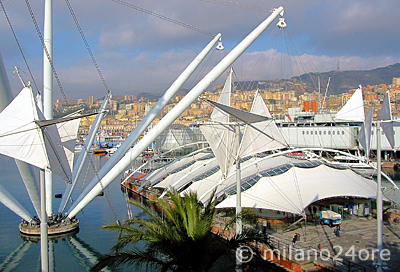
[302,130,345,136]
[192,165,221,182]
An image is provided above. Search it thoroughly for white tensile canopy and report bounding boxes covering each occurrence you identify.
[334,85,365,122]
[216,164,379,215]
[0,87,71,179]
[200,91,287,177]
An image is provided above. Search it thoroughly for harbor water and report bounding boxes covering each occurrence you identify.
[0,154,139,271]
[1,153,400,271]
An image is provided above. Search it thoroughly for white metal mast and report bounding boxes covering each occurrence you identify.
[235,125,242,271]
[69,34,222,210]
[376,121,383,272]
[67,6,285,219]
[42,0,53,270]
[43,0,53,219]
[58,94,111,213]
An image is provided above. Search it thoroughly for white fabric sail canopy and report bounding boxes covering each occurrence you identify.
[217,164,379,215]
[57,111,82,172]
[378,92,395,149]
[210,68,232,123]
[0,87,71,179]
[200,87,287,177]
[334,85,365,122]
[239,92,287,158]
[358,106,373,157]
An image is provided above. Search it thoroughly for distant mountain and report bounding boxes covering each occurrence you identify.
[138,63,400,99]
[234,63,400,95]
[294,63,400,95]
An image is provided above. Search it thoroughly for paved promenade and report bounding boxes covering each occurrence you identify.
[268,217,400,271]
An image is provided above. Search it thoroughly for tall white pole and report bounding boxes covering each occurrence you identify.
[43,0,53,216]
[376,121,383,272]
[235,125,242,272]
[58,94,111,213]
[235,125,242,234]
[68,7,284,219]
[0,184,33,222]
[69,34,221,210]
[40,169,48,272]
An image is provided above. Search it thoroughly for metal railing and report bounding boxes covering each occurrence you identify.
[265,235,372,272]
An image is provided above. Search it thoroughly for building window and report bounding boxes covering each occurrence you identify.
[311,131,313,135]
[342,131,344,135]
[324,131,326,135]
[302,131,305,135]
[307,131,309,135]
[328,131,331,135]
[333,131,335,135]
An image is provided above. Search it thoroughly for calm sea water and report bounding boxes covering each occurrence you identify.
[1,154,400,271]
[0,154,141,272]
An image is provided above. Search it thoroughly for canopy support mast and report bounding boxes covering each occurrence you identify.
[67,6,285,219]
[69,33,221,210]
[44,0,53,217]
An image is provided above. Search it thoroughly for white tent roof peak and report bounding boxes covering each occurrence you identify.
[200,85,287,177]
[334,85,365,122]
[0,87,72,180]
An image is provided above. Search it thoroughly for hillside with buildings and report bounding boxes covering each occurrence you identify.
[53,63,400,139]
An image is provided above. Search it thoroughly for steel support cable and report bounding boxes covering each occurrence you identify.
[0,0,17,7]
[85,152,119,222]
[235,27,279,92]
[111,0,214,37]
[289,160,305,212]
[195,0,270,12]
[188,48,223,92]
[0,1,40,94]
[243,172,303,214]
[262,166,305,214]
[264,27,281,88]
[42,127,72,184]
[24,0,67,101]
[283,28,295,82]
[64,0,111,95]
[285,28,324,91]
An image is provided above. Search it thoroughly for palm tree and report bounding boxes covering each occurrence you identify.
[91,189,283,272]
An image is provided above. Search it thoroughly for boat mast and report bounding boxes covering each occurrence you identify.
[67,6,285,219]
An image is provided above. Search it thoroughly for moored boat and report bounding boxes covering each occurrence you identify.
[92,149,108,155]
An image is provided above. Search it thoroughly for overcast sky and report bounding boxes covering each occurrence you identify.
[1,0,400,100]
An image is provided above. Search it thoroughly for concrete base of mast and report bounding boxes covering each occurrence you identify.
[19,218,79,236]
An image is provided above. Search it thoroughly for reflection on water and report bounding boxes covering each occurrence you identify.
[0,154,131,271]
[2,152,400,271]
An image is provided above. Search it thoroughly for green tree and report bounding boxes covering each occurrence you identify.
[91,189,282,272]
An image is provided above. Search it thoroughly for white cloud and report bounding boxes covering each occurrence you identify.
[1,0,399,99]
